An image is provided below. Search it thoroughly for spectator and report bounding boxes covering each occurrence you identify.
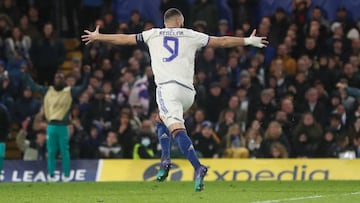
[228,0,258,29]
[98,130,123,158]
[193,70,209,107]
[186,108,207,137]
[334,135,354,158]
[216,109,237,139]
[128,71,150,118]
[0,68,16,113]
[234,86,249,126]
[334,7,355,33]
[291,72,309,106]
[346,117,360,145]
[340,63,360,88]
[68,124,85,159]
[100,58,117,82]
[16,120,46,161]
[5,26,31,62]
[292,0,310,31]
[84,87,114,131]
[0,0,20,24]
[102,12,117,34]
[269,142,288,158]
[192,121,220,158]
[352,135,360,158]
[217,19,232,36]
[280,98,300,133]
[128,10,144,34]
[133,133,155,159]
[117,69,136,107]
[333,104,351,128]
[114,110,137,159]
[30,22,65,85]
[18,14,39,39]
[14,86,41,124]
[221,123,249,158]
[0,14,11,59]
[190,0,218,34]
[301,37,320,60]
[243,127,262,157]
[79,0,103,33]
[83,46,101,70]
[238,70,261,103]
[27,6,43,31]
[269,7,290,48]
[196,47,217,77]
[32,106,47,134]
[205,82,228,123]
[80,124,103,159]
[248,88,276,126]
[327,113,345,134]
[257,121,291,158]
[137,119,157,151]
[271,44,296,77]
[270,59,290,98]
[308,6,330,31]
[70,104,85,132]
[292,112,323,156]
[316,129,337,157]
[299,88,327,124]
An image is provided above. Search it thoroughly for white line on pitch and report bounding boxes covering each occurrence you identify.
[250,192,360,203]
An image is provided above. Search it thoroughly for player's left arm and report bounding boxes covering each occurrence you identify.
[82,25,137,46]
[207,29,268,48]
[70,65,91,98]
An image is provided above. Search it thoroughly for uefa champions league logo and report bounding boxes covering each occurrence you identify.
[143,162,183,181]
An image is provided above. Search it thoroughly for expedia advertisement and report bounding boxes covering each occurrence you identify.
[99,159,360,181]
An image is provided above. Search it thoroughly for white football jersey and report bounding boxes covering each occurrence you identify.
[136,28,209,89]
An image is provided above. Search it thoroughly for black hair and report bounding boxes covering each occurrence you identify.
[164,8,183,22]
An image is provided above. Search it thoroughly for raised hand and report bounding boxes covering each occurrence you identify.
[336,82,347,90]
[83,65,91,73]
[247,29,269,48]
[81,25,100,45]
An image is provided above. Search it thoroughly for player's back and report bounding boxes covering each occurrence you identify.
[140,27,209,89]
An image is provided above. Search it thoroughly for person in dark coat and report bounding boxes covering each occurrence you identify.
[30,22,65,85]
[14,86,41,124]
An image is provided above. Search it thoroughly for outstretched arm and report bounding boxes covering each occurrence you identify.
[21,68,48,95]
[71,65,91,98]
[337,82,360,97]
[81,25,137,46]
[207,29,268,48]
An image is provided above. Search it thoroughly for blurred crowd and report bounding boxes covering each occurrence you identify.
[1,0,360,160]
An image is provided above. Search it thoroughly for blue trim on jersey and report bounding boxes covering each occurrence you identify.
[158,80,194,91]
[157,87,168,114]
[205,35,210,47]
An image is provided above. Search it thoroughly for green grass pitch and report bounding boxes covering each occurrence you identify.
[0,181,359,203]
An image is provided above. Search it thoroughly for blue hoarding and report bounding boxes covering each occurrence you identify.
[0,160,99,182]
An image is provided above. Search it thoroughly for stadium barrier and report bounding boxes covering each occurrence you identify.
[1,159,360,182]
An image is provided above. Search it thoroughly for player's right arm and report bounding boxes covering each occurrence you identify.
[207,29,268,48]
[21,68,48,95]
[81,25,137,45]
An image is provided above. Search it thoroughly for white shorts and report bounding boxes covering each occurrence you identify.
[156,82,195,127]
